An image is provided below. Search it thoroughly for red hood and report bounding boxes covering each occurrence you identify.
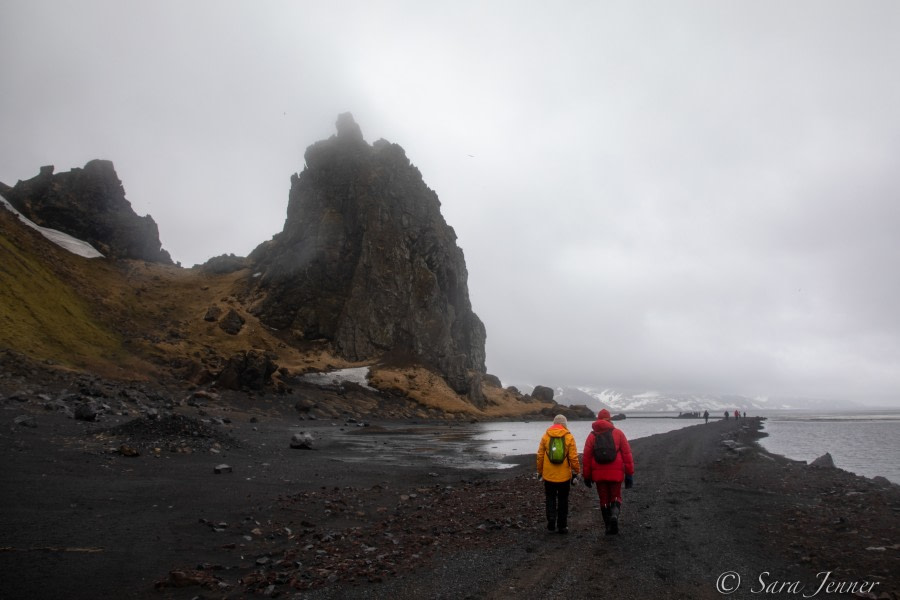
[592,419,615,433]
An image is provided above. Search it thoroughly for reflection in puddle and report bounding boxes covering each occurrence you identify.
[333,424,516,470]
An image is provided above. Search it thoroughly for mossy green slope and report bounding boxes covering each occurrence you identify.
[0,211,128,369]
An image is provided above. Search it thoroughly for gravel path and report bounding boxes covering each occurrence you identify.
[243,418,897,600]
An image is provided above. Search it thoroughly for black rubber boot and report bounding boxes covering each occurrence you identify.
[600,506,611,534]
[608,502,620,535]
[547,519,556,531]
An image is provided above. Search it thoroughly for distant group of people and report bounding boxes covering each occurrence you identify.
[721,410,747,420]
[535,410,634,536]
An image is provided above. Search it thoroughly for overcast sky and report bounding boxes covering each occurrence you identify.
[2,1,899,406]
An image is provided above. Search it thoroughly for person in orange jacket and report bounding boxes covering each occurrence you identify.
[582,409,634,535]
[536,414,580,534]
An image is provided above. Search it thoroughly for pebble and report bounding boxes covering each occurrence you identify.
[14,415,37,428]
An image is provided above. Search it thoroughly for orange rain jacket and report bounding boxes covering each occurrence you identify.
[536,424,581,483]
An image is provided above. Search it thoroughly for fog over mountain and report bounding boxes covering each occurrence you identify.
[2,2,899,408]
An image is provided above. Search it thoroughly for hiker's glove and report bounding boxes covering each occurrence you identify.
[625,474,633,489]
[583,478,593,488]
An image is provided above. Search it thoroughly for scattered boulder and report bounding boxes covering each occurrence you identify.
[810,452,836,469]
[204,305,223,322]
[536,401,594,421]
[118,444,140,457]
[294,397,315,413]
[566,404,596,420]
[74,402,100,422]
[531,385,554,403]
[216,350,277,391]
[155,569,227,591]
[721,439,754,455]
[14,415,37,428]
[290,432,314,449]
[214,464,233,474]
[191,390,220,402]
[482,374,503,388]
[218,309,245,335]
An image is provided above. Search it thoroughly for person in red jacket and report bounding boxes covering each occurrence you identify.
[582,409,634,535]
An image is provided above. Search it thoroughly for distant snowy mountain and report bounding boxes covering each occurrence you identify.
[552,386,862,413]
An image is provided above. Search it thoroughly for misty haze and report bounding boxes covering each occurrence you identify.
[1,3,897,599]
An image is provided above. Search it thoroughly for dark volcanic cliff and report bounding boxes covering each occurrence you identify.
[1,160,173,264]
[249,114,486,394]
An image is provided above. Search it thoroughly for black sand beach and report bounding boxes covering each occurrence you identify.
[1,389,898,600]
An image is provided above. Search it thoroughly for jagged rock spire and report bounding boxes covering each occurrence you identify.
[249,116,486,394]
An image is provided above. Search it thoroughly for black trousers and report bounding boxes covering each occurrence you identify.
[544,480,571,528]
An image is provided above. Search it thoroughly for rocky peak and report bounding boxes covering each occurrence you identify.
[335,111,365,143]
[1,160,173,264]
[249,114,486,394]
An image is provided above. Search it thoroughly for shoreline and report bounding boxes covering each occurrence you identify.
[2,396,897,599]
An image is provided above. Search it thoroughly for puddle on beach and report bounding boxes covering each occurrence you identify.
[332,425,518,470]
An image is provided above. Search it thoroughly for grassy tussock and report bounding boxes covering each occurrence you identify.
[369,366,555,418]
[369,366,479,414]
[481,384,555,418]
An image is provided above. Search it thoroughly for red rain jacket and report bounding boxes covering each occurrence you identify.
[582,418,634,483]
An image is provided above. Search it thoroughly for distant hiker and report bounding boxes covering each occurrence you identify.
[582,409,635,535]
[536,414,581,534]
[703,410,709,424]
[743,411,747,418]
[724,411,729,420]
[734,409,740,419]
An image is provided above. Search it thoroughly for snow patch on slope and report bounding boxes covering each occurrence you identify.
[299,367,375,391]
[1,196,104,258]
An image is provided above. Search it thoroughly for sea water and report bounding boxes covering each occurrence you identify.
[473,410,900,484]
[472,415,699,457]
[334,411,899,482]
[331,419,695,472]
[757,410,900,483]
